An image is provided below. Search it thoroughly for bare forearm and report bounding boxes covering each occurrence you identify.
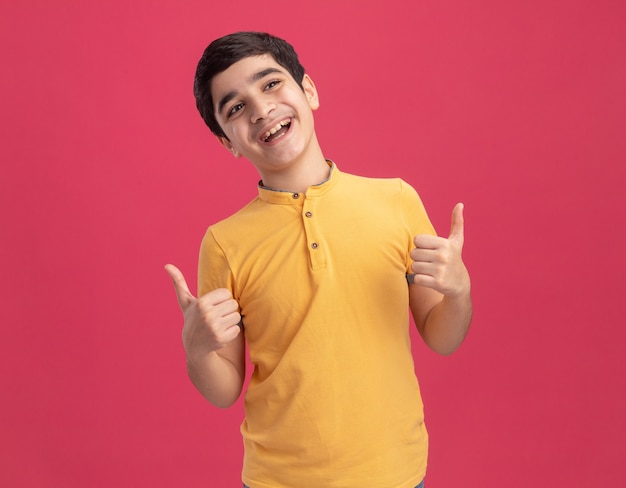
[421,292,472,355]
[187,351,244,408]
[409,201,473,354]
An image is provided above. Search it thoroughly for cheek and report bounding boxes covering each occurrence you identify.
[227,125,248,146]
[298,104,316,129]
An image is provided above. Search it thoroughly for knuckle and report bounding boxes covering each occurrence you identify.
[214,287,233,300]
[200,307,220,326]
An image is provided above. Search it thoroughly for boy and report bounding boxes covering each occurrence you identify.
[166,32,471,488]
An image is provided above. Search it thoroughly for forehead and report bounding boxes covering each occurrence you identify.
[211,54,286,101]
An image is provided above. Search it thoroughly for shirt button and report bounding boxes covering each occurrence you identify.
[305,211,313,218]
[292,193,299,199]
[311,242,318,249]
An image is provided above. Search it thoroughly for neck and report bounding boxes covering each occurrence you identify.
[258,140,330,194]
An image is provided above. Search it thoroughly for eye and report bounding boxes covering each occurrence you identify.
[228,102,244,117]
[264,79,281,90]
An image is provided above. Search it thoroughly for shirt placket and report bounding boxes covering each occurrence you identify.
[299,193,325,270]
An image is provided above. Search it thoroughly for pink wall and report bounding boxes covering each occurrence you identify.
[1,1,624,486]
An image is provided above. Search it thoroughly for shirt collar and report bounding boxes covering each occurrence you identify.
[257,160,340,204]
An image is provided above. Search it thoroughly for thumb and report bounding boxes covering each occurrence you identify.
[448,202,465,243]
[164,264,196,310]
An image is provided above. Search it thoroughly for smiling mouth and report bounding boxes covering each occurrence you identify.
[261,119,291,143]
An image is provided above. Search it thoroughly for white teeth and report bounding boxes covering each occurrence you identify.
[262,119,290,141]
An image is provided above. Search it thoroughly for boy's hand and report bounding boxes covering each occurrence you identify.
[164,264,242,360]
[410,203,471,298]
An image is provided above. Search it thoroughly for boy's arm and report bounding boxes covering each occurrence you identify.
[165,264,245,408]
[408,203,472,355]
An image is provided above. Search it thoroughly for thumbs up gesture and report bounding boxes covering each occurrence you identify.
[164,264,242,358]
[410,203,471,298]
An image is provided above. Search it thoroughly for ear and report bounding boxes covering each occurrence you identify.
[217,135,241,158]
[302,74,320,111]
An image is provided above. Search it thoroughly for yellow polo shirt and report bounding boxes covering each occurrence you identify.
[198,163,436,488]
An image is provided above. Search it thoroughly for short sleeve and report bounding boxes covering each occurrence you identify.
[197,227,235,297]
[398,179,437,273]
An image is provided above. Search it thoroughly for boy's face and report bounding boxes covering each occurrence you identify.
[211,54,320,175]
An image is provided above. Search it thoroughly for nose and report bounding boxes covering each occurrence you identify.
[249,97,275,123]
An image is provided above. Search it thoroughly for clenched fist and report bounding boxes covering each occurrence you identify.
[410,203,471,298]
[164,264,242,359]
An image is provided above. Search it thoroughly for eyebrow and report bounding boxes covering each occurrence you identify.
[216,67,284,116]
